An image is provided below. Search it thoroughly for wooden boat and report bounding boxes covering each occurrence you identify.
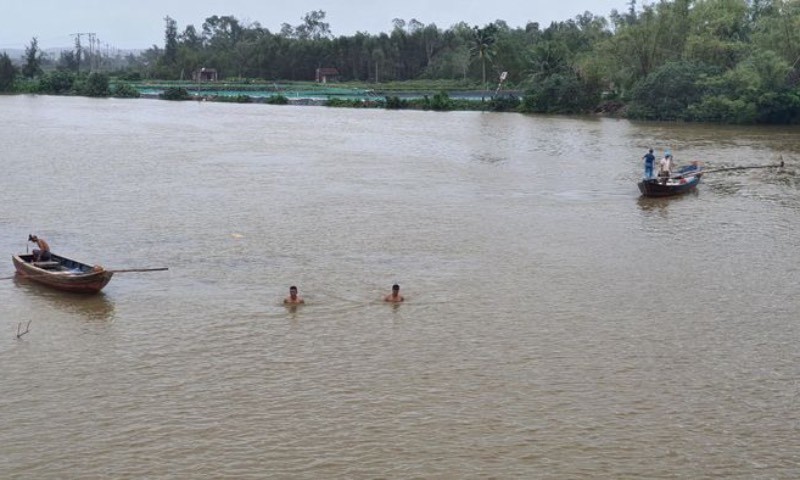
[12,253,113,293]
[638,164,703,197]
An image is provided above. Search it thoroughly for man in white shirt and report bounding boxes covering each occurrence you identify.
[658,154,673,183]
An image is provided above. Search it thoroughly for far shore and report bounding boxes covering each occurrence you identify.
[126,81,530,112]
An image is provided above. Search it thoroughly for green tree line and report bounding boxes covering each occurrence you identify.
[2,1,799,124]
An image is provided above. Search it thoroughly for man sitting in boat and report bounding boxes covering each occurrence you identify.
[28,234,51,262]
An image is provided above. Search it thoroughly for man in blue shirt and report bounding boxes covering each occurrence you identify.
[643,148,656,179]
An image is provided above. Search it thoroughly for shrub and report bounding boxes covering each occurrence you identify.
[215,94,252,103]
[687,95,757,123]
[13,79,40,93]
[113,83,141,98]
[82,72,110,97]
[0,52,16,91]
[384,95,408,109]
[38,71,75,94]
[755,91,800,124]
[325,98,374,108]
[160,86,191,100]
[265,94,289,104]
[428,91,452,111]
[520,74,599,114]
[627,61,718,121]
[487,94,520,112]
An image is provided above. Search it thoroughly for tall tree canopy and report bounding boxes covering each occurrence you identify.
[22,37,43,79]
[12,2,800,123]
[0,52,17,91]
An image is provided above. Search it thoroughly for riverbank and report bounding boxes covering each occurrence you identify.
[138,81,526,112]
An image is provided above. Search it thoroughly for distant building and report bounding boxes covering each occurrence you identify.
[315,67,339,83]
[193,67,218,82]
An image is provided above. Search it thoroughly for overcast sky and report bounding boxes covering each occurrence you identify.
[1,0,626,51]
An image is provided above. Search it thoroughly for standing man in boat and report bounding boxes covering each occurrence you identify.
[658,152,674,183]
[28,234,51,262]
[284,285,305,305]
[643,148,656,179]
[384,284,404,303]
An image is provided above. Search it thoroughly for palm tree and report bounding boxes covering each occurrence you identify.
[471,23,498,87]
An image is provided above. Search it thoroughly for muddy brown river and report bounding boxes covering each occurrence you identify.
[1,95,798,478]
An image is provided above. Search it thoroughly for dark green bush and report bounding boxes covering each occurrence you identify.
[520,74,599,114]
[113,83,141,98]
[627,61,718,121]
[213,94,253,103]
[487,94,520,112]
[0,53,16,91]
[160,86,191,100]
[429,91,452,111]
[38,71,75,94]
[687,95,757,123]
[755,91,800,124]
[265,94,289,104]
[384,95,408,109]
[82,72,110,97]
[325,98,379,108]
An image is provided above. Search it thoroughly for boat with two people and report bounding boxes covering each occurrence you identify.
[638,163,703,197]
[638,149,786,198]
[638,149,703,197]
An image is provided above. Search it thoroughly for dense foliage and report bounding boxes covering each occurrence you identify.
[0,53,16,91]
[4,1,800,123]
[113,83,141,98]
[160,86,191,100]
[21,37,43,79]
[264,94,289,104]
[83,72,110,97]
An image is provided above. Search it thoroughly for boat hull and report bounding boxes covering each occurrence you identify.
[638,174,701,197]
[12,254,113,294]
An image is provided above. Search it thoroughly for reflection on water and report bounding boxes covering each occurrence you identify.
[13,275,115,321]
[636,190,700,213]
[471,152,506,164]
[284,303,301,318]
[706,180,745,196]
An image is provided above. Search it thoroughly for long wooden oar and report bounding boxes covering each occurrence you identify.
[674,160,784,178]
[106,268,169,274]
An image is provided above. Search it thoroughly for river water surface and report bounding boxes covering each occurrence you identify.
[1,95,799,478]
